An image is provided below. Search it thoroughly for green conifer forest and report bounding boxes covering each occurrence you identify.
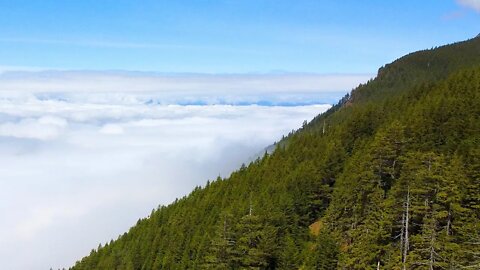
[70,36,480,269]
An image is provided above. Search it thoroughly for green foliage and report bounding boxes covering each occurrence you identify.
[71,36,480,270]
[305,229,339,270]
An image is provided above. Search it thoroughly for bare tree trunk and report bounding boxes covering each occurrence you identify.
[429,246,434,270]
[403,187,410,270]
[223,216,227,240]
[249,195,252,216]
[400,212,405,256]
[429,219,437,270]
[446,211,451,236]
[392,159,396,179]
[322,120,326,135]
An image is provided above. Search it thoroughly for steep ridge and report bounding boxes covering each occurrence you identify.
[70,36,480,269]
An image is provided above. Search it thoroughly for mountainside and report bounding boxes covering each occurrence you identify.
[70,36,480,270]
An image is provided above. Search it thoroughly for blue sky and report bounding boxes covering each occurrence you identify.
[0,0,478,73]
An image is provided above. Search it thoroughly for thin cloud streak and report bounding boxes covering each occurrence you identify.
[0,70,372,105]
[457,0,480,12]
[0,37,193,49]
[0,70,372,93]
[0,38,266,55]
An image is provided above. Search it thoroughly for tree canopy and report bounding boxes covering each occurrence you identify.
[70,36,480,270]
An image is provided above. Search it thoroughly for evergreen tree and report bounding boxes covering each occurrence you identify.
[70,36,480,270]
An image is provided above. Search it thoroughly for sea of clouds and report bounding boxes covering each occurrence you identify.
[0,71,371,269]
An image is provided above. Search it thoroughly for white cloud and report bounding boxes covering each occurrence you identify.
[0,116,67,140]
[38,116,68,127]
[0,95,332,270]
[99,124,124,135]
[457,0,480,12]
[0,70,368,270]
[0,70,372,105]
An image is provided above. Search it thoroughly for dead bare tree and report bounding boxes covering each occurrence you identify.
[401,187,410,270]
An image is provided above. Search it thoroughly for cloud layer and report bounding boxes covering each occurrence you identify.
[0,70,372,105]
[0,100,330,270]
[0,70,368,269]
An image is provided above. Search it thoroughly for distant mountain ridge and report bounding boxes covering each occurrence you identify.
[70,35,480,270]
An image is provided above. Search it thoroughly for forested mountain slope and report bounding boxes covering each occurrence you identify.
[70,36,480,269]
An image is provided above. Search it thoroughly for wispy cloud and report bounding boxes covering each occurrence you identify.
[0,70,372,105]
[0,37,184,49]
[442,10,466,20]
[0,38,265,55]
[457,0,480,12]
